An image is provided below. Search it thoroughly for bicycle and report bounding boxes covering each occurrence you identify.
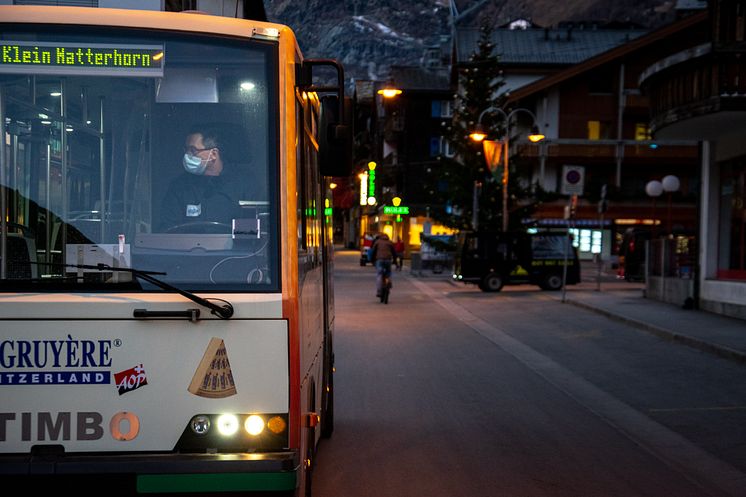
[379,274,391,304]
[375,259,395,304]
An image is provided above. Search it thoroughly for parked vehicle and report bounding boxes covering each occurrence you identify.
[453,231,581,292]
[420,234,456,273]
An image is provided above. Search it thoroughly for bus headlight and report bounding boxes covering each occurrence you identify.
[244,415,265,436]
[190,415,211,435]
[175,413,289,452]
[216,414,239,436]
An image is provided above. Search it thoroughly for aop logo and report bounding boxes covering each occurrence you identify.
[114,364,148,395]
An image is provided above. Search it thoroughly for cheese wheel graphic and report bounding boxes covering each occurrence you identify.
[188,337,237,398]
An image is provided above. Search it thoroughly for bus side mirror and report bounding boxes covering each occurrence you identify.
[319,95,352,177]
[299,59,353,177]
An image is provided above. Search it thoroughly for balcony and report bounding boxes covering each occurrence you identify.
[639,43,746,140]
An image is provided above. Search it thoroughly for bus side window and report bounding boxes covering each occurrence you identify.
[295,95,306,251]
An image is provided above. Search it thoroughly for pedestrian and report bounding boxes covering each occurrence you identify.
[394,238,404,271]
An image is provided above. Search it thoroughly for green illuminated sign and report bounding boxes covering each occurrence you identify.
[324,207,333,216]
[0,41,164,77]
[383,206,409,215]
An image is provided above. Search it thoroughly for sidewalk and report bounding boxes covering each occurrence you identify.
[388,251,746,365]
[556,287,746,366]
[404,256,746,366]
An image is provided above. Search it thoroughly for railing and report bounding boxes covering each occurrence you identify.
[641,45,746,132]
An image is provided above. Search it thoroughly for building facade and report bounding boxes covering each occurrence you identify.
[350,66,455,253]
[640,1,746,319]
[505,13,706,263]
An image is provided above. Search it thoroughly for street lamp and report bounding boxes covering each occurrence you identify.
[469,107,545,143]
[469,107,544,232]
[377,80,402,99]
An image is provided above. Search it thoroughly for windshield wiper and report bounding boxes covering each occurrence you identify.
[34,262,234,319]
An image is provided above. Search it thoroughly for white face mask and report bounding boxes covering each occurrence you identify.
[183,153,208,175]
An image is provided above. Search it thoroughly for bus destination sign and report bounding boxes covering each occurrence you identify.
[0,41,164,77]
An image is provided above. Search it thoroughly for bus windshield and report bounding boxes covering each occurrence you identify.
[0,25,279,292]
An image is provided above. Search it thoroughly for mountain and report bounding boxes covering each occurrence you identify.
[265,0,452,82]
[264,0,687,84]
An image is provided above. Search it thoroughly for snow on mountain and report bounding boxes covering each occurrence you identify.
[264,0,680,85]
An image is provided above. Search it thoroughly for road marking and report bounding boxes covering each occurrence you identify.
[407,276,746,497]
[566,329,602,339]
[649,406,746,413]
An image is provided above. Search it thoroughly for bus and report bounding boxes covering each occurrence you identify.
[0,5,350,496]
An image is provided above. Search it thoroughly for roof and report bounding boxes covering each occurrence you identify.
[390,66,451,91]
[675,0,707,10]
[354,80,376,103]
[455,25,648,66]
[506,10,708,104]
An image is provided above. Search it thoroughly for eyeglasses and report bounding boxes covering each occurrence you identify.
[184,146,214,155]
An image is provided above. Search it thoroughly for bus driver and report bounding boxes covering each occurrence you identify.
[159,125,252,232]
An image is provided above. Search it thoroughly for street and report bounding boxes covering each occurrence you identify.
[312,250,746,497]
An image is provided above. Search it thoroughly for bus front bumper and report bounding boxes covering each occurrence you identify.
[0,450,300,493]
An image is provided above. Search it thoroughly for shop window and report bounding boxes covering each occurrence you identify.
[569,228,603,254]
[717,160,746,280]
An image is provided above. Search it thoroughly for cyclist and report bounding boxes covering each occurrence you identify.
[370,233,396,298]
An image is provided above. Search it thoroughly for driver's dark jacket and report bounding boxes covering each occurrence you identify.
[158,167,251,231]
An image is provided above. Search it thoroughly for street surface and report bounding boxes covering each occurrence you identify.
[313,250,746,497]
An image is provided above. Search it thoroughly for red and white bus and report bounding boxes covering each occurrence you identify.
[0,5,349,495]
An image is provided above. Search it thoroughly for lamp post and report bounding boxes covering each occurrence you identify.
[661,174,680,237]
[645,179,663,238]
[469,107,544,232]
[644,179,664,286]
[375,79,403,231]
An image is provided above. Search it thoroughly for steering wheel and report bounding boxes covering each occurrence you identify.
[164,221,232,234]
